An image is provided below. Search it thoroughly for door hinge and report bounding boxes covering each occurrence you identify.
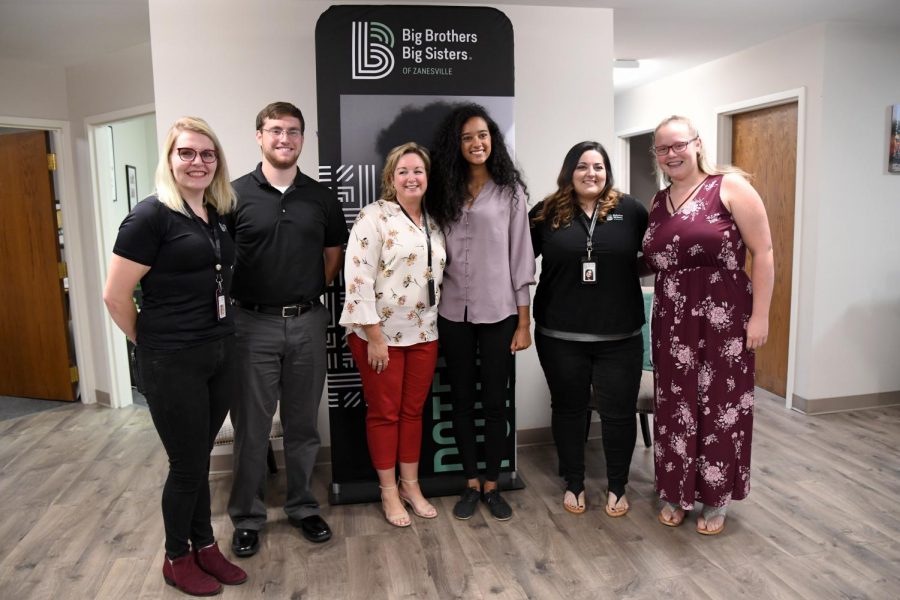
[48,153,57,171]
[58,261,68,279]
[70,366,79,383]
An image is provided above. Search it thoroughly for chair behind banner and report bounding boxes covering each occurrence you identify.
[636,287,655,447]
[587,286,655,447]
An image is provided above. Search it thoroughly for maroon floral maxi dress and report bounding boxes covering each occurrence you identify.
[642,174,754,509]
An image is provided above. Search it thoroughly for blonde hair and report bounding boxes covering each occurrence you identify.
[653,115,750,184]
[155,116,236,216]
[380,142,431,203]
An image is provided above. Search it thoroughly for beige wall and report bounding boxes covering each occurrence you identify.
[0,57,69,120]
[812,22,900,399]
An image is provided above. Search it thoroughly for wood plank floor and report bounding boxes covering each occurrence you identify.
[0,391,898,599]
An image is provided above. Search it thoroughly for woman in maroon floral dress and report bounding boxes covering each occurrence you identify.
[642,116,774,535]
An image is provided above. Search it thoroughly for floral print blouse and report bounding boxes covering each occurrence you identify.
[339,199,447,346]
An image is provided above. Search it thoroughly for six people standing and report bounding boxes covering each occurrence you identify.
[106,102,772,595]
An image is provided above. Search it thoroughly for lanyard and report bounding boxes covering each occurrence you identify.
[396,201,435,306]
[578,201,600,259]
[184,200,224,285]
[184,200,228,319]
[185,201,222,267]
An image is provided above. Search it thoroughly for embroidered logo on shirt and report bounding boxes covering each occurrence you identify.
[606,214,624,221]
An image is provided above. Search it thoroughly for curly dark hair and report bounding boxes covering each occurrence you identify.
[428,103,528,228]
[532,141,620,230]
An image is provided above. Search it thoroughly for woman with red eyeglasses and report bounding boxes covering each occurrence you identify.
[104,117,247,595]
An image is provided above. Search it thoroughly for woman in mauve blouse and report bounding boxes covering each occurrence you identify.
[339,142,447,528]
[429,103,535,521]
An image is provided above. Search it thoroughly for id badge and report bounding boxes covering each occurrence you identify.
[581,256,597,285]
[216,289,227,320]
[427,279,436,307]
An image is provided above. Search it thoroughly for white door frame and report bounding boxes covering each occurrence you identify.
[85,103,156,408]
[616,126,657,195]
[0,116,95,404]
[714,87,806,411]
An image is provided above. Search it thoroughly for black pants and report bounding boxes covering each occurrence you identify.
[137,335,237,558]
[438,314,518,482]
[535,332,642,496]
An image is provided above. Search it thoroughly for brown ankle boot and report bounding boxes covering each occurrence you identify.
[194,542,248,585]
[162,552,222,596]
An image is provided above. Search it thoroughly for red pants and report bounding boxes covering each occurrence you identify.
[347,333,438,470]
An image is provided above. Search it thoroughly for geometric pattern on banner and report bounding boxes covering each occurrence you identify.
[318,164,378,227]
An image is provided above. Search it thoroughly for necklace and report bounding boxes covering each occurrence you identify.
[467,176,488,205]
[667,176,708,215]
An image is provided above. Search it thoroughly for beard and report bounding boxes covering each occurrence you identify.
[262,145,300,170]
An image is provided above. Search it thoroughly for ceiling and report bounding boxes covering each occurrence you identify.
[2,0,899,92]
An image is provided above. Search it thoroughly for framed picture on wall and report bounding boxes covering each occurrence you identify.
[890,104,900,174]
[126,165,138,209]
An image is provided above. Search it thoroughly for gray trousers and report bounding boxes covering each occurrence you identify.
[228,305,329,530]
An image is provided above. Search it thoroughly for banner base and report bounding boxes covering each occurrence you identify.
[329,470,526,505]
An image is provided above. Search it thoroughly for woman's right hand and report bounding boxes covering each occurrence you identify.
[362,324,390,374]
[367,339,390,374]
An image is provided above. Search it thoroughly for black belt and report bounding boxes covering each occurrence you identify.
[233,299,319,318]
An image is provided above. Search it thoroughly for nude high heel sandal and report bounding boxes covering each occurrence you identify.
[379,484,411,528]
[398,478,438,519]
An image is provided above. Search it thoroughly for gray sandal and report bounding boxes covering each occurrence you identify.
[697,504,727,535]
[657,501,686,527]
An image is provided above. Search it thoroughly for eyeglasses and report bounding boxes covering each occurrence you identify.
[176,147,218,163]
[261,127,303,139]
[652,136,698,156]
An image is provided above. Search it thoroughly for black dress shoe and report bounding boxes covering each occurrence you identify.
[231,528,259,558]
[288,514,332,543]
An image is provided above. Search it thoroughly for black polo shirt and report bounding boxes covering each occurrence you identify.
[530,194,648,336]
[113,195,235,350]
[226,163,349,306]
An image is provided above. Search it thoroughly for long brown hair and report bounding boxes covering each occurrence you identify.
[532,141,620,230]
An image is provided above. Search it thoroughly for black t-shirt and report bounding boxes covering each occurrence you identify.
[226,164,349,305]
[113,195,235,350]
[530,194,648,335]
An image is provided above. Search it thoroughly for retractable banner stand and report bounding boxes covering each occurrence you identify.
[315,4,521,504]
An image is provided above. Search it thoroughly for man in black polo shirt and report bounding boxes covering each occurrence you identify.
[226,102,348,556]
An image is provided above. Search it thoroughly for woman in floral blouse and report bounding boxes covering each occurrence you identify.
[339,142,447,528]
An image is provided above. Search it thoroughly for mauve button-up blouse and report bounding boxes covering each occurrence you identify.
[438,180,536,324]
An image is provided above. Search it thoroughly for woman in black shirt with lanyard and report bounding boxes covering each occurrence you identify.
[104,117,247,596]
[530,141,648,517]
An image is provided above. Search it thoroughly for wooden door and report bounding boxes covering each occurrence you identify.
[0,131,77,401]
[731,103,797,398]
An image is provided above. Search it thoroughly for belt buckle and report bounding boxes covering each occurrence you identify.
[281,305,299,318]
